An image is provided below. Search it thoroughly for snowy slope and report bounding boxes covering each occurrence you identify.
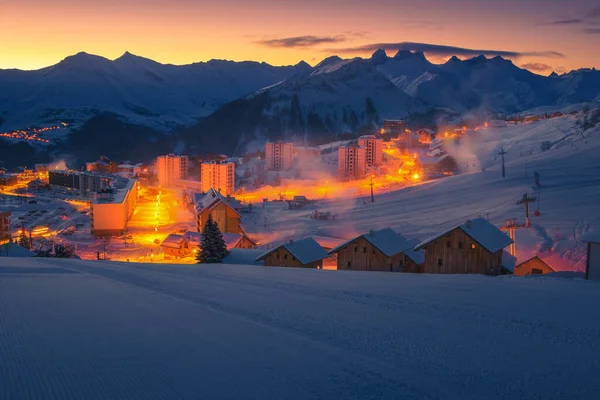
[244,112,600,271]
[1,256,599,399]
[0,52,312,130]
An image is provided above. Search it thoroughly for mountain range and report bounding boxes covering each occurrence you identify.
[0,50,599,165]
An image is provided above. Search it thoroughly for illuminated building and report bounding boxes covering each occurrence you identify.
[156,154,188,187]
[86,156,119,174]
[49,170,113,197]
[0,211,11,243]
[194,189,242,233]
[357,135,383,167]
[383,120,407,135]
[90,178,138,236]
[0,173,18,186]
[200,162,235,196]
[34,163,50,173]
[338,144,366,179]
[265,141,294,170]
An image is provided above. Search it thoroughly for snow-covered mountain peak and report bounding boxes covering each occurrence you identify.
[370,48,389,65]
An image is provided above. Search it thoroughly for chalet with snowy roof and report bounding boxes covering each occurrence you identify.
[256,237,328,269]
[415,218,514,275]
[194,188,243,234]
[582,227,600,281]
[328,228,423,272]
[415,153,458,177]
[416,129,436,144]
[513,256,555,277]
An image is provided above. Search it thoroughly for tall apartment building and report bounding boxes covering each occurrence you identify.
[156,154,188,187]
[338,145,367,179]
[383,120,407,135]
[265,142,294,170]
[357,135,383,167]
[200,162,235,196]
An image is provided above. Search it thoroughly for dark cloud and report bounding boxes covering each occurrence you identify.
[544,18,585,25]
[257,35,345,48]
[324,42,565,59]
[583,27,600,34]
[520,63,553,73]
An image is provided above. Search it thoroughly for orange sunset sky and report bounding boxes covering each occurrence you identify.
[1,0,599,74]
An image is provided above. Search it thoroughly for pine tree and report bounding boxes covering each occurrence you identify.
[18,227,30,250]
[197,214,229,263]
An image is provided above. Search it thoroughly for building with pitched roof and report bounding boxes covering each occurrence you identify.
[194,189,243,234]
[256,238,328,269]
[513,256,555,276]
[415,218,513,275]
[328,228,422,272]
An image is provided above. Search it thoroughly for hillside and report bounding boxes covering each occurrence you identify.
[244,111,600,271]
[1,256,599,399]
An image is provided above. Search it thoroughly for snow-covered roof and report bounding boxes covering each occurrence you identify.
[417,128,436,135]
[415,218,513,254]
[417,153,453,166]
[182,231,255,249]
[514,256,553,272]
[161,234,185,249]
[404,239,425,265]
[581,227,600,243]
[502,251,518,273]
[222,249,265,265]
[256,237,328,265]
[328,228,414,257]
[194,189,242,213]
[302,235,346,250]
[0,242,37,257]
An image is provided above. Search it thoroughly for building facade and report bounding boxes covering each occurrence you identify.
[49,170,113,197]
[337,145,367,179]
[90,178,138,236]
[156,154,188,187]
[0,211,11,243]
[357,135,383,167]
[266,142,294,171]
[415,218,513,275]
[256,238,327,269]
[513,256,555,276]
[200,162,235,196]
[383,120,407,135]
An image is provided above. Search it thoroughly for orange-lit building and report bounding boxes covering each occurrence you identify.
[0,173,18,186]
[357,135,383,167]
[90,178,138,236]
[194,189,242,233]
[513,256,555,276]
[86,156,119,174]
[0,211,11,243]
[156,154,188,187]
[338,144,366,179]
[266,141,294,170]
[200,161,235,196]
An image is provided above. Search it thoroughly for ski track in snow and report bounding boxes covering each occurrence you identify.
[1,257,600,399]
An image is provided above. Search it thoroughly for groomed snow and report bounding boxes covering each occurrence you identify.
[1,257,599,399]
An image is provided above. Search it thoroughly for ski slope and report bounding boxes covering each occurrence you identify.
[0,257,599,399]
[244,113,600,271]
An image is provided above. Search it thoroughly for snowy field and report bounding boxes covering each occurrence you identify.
[245,114,600,271]
[1,257,600,399]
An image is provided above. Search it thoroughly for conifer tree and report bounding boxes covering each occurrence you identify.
[18,227,31,250]
[197,215,229,263]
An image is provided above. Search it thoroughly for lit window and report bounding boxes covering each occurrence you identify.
[471,243,476,250]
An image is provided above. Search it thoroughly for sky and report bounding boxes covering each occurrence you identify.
[1,0,599,74]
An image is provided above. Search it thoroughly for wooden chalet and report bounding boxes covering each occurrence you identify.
[328,228,423,272]
[415,218,514,275]
[256,238,328,269]
[416,128,436,144]
[513,256,555,276]
[194,188,243,234]
[416,153,458,176]
[582,228,600,281]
